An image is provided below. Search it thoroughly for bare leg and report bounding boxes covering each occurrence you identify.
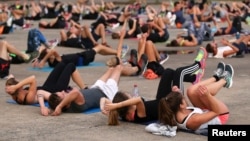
[187,77,225,107]
[38,49,62,68]
[0,40,29,60]
[93,44,117,55]
[72,69,86,89]
[60,29,68,42]
[137,34,147,60]
[187,77,229,114]
[94,23,107,44]
[121,63,139,76]
[145,40,159,62]
[82,25,98,45]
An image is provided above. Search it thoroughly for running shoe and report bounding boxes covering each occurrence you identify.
[138,54,148,75]
[159,52,169,65]
[222,64,234,88]
[192,69,204,85]
[194,47,208,69]
[128,49,138,66]
[214,62,225,78]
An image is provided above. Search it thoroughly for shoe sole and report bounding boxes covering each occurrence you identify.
[192,69,204,85]
[159,55,169,65]
[121,45,130,58]
[225,64,234,88]
[139,54,148,75]
[199,47,208,69]
[25,51,39,63]
[129,49,138,65]
[217,62,225,76]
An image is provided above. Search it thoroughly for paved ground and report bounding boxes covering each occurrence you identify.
[0,0,250,141]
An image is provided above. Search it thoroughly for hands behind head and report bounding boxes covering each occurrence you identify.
[5,85,17,95]
[220,38,229,45]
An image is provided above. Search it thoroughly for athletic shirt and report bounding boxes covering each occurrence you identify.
[65,88,106,113]
[133,98,159,123]
[174,10,186,24]
[213,46,235,58]
[177,107,221,132]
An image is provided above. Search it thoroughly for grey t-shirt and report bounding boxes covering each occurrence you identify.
[65,88,106,113]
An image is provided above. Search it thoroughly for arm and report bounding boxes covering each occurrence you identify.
[116,29,126,59]
[37,89,51,116]
[51,88,83,116]
[149,22,165,37]
[224,15,232,34]
[100,97,111,115]
[104,97,146,117]
[127,18,137,36]
[221,38,239,57]
[183,34,198,47]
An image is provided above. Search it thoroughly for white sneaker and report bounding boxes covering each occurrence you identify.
[7,17,13,27]
[48,39,59,49]
[145,123,177,137]
[121,45,130,59]
[112,23,120,29]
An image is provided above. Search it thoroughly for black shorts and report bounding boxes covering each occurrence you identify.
[233,42,247,55]
[0,58,10,78]
[77,49,96,65]
[60,38,84,48]
[81,30,100,49]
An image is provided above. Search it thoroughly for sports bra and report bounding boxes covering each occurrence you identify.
[179,39,185,46]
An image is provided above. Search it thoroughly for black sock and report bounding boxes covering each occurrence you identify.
[213,75,220,81]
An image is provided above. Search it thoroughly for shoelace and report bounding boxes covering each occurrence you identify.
[214,68,223,77]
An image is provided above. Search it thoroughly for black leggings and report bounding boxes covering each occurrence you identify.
[41,62,76,93]
[156,62,200,99]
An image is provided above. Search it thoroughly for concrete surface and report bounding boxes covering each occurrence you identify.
[0,1,250,141]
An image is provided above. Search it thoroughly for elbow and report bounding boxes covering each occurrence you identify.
[30,75,36,80]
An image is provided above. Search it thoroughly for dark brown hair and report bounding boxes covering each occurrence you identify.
[5,78,18,86]
[205,43,213,53]
[108,91,130,125]
[5,78,19,96]
[158,91,183,126]
[166,39,179,47]
[111,32,120,39]
[48,94,62,110]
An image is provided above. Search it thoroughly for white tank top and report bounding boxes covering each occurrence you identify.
[214,46,235,58]
[177,107,221,132]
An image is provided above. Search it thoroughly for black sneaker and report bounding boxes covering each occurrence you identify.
[138,54,148,75]
[222,64,234,88]
[214,62,225,78]
[25,50,39,63]
[128,49,138,66]
[159,52,169,65]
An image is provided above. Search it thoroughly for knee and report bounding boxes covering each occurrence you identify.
[0,40,7,46]
[186,86,195,97]
[145,40,153,46]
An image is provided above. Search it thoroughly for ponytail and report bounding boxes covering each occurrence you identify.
[108,110,119,125]
[158,91,183,126]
